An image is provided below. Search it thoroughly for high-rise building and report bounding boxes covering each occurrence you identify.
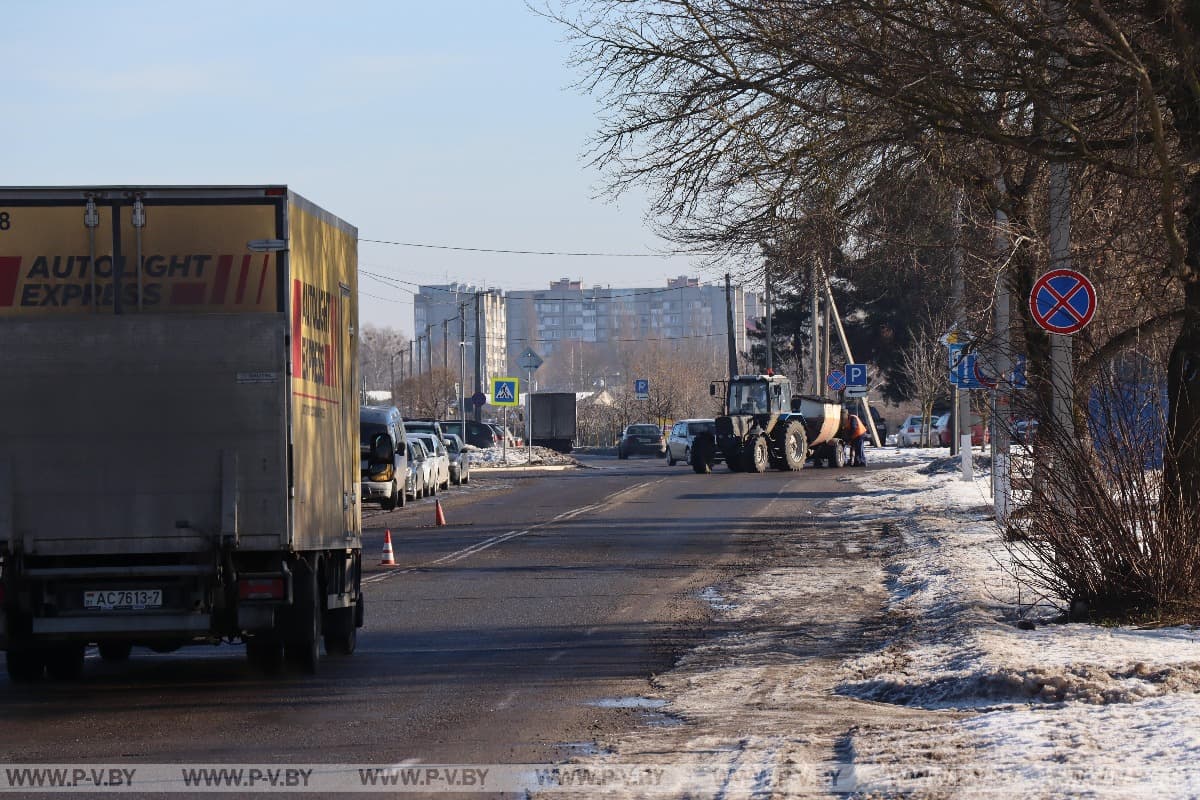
[505,277,758,376]
[413,284,507,392]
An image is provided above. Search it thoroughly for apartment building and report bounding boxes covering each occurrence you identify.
[412,283,507,390]
[505,277,759,371]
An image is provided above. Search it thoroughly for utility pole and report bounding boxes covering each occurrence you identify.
[951,187,972,480]
[765,265,773,373]
[822,269,832,397]
[724,273,738,380]
[425,324,434,375]
[810,260,821,395]
[825,283,882,447]
[474,292,483,423]
[442,318,449,370]
[1049,0,1074,442]
[390,352,398,407]
[993,183,1014,524]
[459,303,468,420]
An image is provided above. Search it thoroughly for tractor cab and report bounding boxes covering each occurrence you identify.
[721,375,793,417]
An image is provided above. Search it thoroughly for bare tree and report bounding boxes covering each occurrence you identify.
[899,322,952,445]
[359,324,409,398]
[551,0,1200,505]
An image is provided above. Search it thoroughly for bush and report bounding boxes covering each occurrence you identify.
[1006,373,1200,622]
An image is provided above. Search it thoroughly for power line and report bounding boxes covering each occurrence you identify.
[358,266,741,300]
[359,237,692,258]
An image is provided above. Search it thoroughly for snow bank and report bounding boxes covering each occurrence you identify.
[838,451,1200,797]
[467,445,579,468]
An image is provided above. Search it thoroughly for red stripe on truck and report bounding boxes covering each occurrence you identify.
[234,255,250,304]
[0,257,21,307]
[211,255,232,304]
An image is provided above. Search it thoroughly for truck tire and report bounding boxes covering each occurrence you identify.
[743,436,769,473]
[776,420,807,471]
[6,648,44,682]
[691,438,714,474]
[45,644,85,680]
[284,561,321,674]
[618,447,628,460]
[98,640,133,662]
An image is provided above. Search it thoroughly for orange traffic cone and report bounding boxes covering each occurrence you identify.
[434,499,447,527]
[380,529,396,566]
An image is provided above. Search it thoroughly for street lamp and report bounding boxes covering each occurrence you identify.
[458,340,472,424]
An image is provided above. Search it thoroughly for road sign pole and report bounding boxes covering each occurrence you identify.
[526,368,532,463]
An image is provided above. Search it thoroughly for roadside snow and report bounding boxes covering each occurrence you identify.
[553,445,1200,798]
[466,445,579,468]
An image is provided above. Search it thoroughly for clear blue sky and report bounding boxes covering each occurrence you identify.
[2,1,716,335]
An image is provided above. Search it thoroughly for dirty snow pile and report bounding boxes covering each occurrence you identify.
[839,446,1200,797]
[467,445,578,468]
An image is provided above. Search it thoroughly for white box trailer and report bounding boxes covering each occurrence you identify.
[0,186,362,679]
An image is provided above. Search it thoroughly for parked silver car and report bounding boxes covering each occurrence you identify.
[665,419,719,466]
[444,433,471,485]
[405,436,436,499]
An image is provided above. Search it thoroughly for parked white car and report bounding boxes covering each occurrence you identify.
[412,433,451,492]
[665,419,719,466]
[405,436,437,499]
[896,414,937,447]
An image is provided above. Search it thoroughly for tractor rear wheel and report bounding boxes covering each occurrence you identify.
[776,420,807,471]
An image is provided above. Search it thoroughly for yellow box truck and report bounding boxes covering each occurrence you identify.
[0,186,362,678]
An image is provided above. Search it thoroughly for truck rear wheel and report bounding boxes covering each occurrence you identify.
[777,420,807,471]
[284,562,322,674]
[743,436,769,473]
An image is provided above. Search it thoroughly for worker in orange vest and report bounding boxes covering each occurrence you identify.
[841,411,869,467]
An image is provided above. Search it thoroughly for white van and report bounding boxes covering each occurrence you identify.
[360,406,409,510]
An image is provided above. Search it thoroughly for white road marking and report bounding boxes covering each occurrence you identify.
[364,480,660,585]
[495,690,519,710]
[547,650,567,662]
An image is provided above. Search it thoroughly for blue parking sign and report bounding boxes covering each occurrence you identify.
[845,363,868,387]
[634,379,649,400]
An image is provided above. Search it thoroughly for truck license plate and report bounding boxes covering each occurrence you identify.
[83,589,163,610]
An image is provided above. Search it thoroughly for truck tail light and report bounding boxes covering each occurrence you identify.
[238,577,285,601]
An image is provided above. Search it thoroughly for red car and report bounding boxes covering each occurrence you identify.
[937,413,990,446]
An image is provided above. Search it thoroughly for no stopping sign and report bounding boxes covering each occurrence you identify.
[1029,269,1097,335]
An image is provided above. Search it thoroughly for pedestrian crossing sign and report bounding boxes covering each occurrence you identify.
[490,377,520,407]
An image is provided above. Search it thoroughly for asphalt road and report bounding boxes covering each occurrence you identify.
[0,453,862,785]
